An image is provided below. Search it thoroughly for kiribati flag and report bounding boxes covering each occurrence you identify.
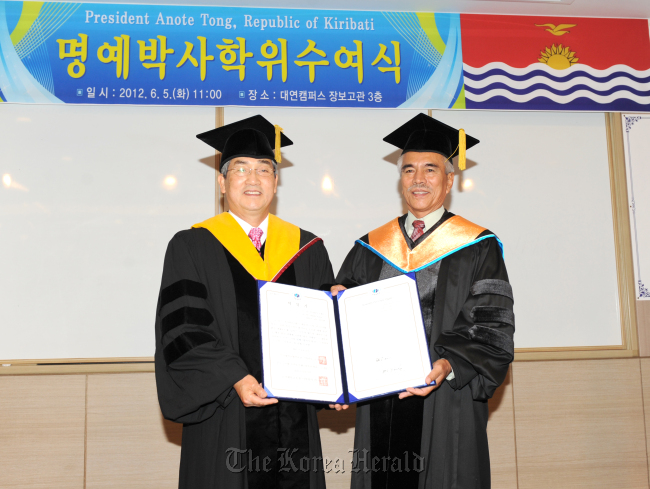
[460,15,650,111]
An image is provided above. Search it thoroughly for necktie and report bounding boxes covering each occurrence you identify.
[248,227,264,251]
[411,220,425,242]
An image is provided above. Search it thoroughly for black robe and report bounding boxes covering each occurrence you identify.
[155,224,334,489]
[336,212,515,489]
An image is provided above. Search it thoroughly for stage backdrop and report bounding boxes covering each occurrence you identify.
[1,1,650,111]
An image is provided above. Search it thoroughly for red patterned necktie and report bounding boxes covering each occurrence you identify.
[248,227,264,251]
[411,220,425,242]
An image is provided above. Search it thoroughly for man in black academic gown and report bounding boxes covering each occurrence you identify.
[154,115,334,489]
[331,114,515,489]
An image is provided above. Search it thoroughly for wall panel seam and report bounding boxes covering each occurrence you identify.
[639,359,650,487]
[510,364,520,489]
[84,374,88,489]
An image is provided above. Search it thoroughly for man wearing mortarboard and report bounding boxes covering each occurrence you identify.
[154,115,334,489]
[332,114,515,488]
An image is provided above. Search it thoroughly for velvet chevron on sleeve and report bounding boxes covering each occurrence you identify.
[155,231,249,424]
[434,235,514,401]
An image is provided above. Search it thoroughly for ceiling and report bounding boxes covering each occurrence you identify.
[68,0,650,19]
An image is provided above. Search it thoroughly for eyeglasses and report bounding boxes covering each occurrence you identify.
[227,167,276,178]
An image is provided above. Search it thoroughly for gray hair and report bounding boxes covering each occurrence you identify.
[396,154,454,175]
[221,159,278,176]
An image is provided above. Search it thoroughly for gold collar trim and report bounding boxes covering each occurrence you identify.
[193,213,301,281]
[365,215,487,272]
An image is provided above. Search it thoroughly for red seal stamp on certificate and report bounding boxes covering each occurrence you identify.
[318,356,327,365]
[319,376,328,386]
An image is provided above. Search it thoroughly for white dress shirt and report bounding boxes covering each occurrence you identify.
[404,206,445,239]
[229,211,269,247]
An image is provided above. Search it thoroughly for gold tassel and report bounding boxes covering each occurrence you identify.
[458,128,466,171]
[274,124,283,164]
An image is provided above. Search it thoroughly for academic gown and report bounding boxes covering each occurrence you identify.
[336,211,515,489]
[155,213,334,489]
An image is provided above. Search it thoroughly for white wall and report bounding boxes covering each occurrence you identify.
[0,104,215,359]
[0,105,621,359]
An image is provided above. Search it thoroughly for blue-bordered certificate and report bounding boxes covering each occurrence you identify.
[258,274,431,404]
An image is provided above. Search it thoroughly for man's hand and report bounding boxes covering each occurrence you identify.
[330,285,347,297]
[398,358,452,399]
[328,403,349,411]
[234,374,279,407]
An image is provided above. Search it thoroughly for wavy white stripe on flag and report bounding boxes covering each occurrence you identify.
[464,74,650,91]
[464,88,650,104]
[463,62,650,78]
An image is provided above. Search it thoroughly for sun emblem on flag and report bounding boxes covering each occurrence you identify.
[538,44,578,70]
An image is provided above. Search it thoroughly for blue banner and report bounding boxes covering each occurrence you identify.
[0,1,465,108]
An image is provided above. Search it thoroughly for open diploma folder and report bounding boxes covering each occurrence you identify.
[257,274,432,404]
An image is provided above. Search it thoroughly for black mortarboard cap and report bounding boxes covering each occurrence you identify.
[383,113,479,170]
[196,114,293,170]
